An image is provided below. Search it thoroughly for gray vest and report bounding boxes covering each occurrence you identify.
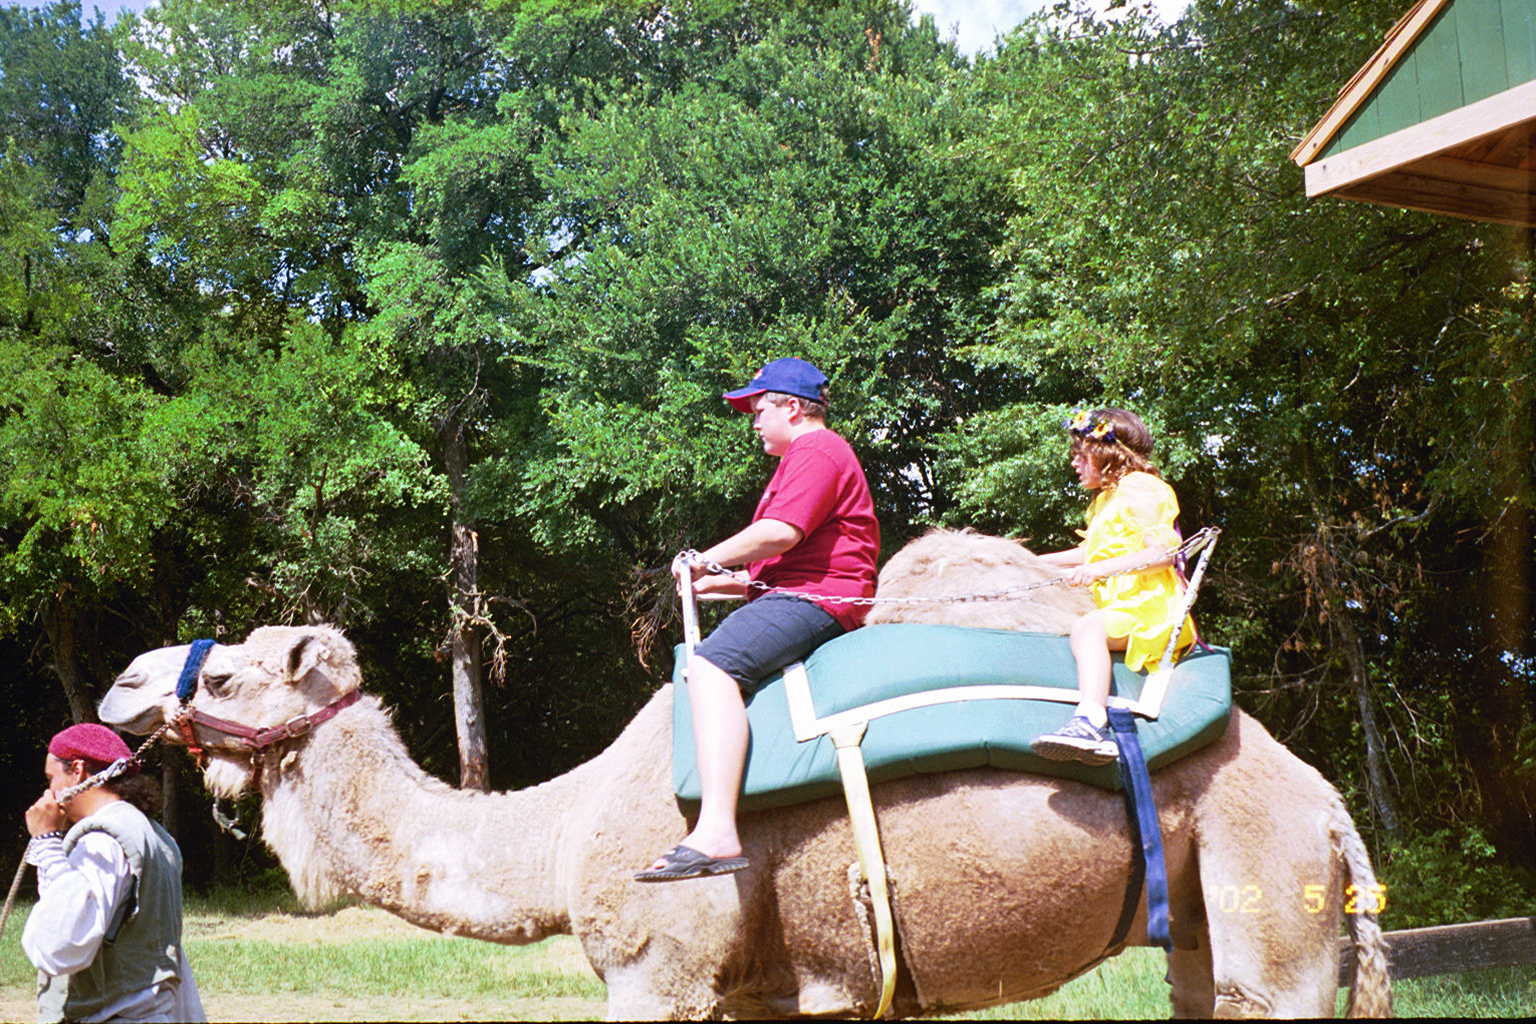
[37,801,184,1024]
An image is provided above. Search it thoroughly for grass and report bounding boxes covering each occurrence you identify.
[1388,966,1536,1018]
[5,894,1534,1019]
[955,948,1170,1019]
[188,881,310,917]
[184,937,602,1000]
[2,895,606,1020]
[952,949,1536,1019]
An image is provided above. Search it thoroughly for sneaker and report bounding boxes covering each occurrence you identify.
[1033,715,1119,766]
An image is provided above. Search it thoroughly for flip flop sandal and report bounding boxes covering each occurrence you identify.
[634,844,749,882]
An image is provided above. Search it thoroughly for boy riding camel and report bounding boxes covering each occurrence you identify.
[637,358,880,881]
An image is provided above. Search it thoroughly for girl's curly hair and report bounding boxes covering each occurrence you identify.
[1068,407,1159,487]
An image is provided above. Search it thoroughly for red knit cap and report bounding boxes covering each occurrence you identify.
[48,723,138,775]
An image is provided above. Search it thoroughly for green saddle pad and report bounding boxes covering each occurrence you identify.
[672,623,1231,811]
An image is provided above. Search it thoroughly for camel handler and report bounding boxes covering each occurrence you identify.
[21,723,205,1023]
[637,357,880,882]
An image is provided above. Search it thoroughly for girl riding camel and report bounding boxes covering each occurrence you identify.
[1034,408,1196,765]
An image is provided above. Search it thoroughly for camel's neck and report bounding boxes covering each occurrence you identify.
[259,695,647,944]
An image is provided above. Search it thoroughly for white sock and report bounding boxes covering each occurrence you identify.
[1075,703,1108,729]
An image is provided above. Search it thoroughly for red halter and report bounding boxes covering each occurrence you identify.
[173,641,361,786]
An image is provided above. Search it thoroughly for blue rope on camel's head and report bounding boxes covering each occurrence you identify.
[176,639,217,703]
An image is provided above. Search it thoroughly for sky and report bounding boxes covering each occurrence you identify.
[908,0,1193,53]
[8,0,153,19]
[14,0,1194,52]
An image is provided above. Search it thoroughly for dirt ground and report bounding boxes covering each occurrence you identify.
[2,906,607,1022]
[181,903,450,942]
[0,990,603,1022]
[199,993,601,1022]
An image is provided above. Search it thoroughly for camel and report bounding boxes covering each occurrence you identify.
[98,529,1391,1019]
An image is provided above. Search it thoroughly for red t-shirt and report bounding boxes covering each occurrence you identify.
[747,428,880,630]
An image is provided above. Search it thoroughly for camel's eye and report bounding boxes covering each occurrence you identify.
[201,670,233,696]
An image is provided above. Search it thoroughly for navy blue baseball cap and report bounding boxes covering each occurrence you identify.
[722,357,829,413]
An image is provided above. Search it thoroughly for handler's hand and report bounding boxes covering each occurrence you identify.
[26,791,68,836]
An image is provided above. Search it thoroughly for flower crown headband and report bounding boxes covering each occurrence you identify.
[1065,409,1118,444]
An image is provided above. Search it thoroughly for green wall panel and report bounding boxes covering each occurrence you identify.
[1505,0,1536,84]
[1330,59,1403,157]
[1318,0,1536,160]
[1416,3,1467,120]
[1378,51,1427,137]
[1459,0,1510,103]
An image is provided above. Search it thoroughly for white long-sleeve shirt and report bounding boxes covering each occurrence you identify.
[23,826,204,1023]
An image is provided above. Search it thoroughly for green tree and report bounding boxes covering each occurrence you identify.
[956,0,1534,881]
[0,0,148,721]
[507,0,1012,564]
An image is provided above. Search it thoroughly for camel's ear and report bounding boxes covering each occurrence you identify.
[285,634,332,686]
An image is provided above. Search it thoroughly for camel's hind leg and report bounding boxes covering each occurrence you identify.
[1188,857,1339,1017]
[1164,842,1217,1018]
[1192,786,1342,1012]
[1193,798,1392,1018]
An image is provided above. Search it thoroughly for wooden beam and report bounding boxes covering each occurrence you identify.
[1449,125,1521,164]
[1474,122,1535,169]
[1303,79,1536,198]
[1333,176,1536,228]
[1291,0,1454,167]
[1329,194,1534,229]
[1339,917,1536,985]
[1414,154,1536,195]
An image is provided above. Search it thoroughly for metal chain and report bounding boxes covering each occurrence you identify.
[680,526,1221,607]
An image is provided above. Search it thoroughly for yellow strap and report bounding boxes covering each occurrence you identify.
[831,723,897,1019]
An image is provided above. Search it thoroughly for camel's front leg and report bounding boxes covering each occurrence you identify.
[602,958,717,1021]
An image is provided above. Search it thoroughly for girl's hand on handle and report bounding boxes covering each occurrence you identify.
[1064,565,1098,588]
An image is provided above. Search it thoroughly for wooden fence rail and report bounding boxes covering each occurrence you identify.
[1339,916,1536,984]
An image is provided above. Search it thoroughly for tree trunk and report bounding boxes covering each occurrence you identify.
[1469,274,1535,862]
[1328,598,1402,841]
[1298,444,1401,840]
[441,417,489,792]
[40,596,98,724]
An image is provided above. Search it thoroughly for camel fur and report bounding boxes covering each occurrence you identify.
[99,529,1391,1018]
[864,528,1095,630]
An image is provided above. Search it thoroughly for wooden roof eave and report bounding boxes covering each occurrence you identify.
[1289,0,1454,168]
[1301,78,1536,199]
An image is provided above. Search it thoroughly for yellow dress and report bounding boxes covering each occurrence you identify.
[1079,471,1196,673]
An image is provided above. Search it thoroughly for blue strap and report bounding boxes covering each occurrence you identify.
[1108,707,1172,950]
[176,639,217,703]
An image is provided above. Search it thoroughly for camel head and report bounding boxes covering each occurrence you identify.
[101,625,362,798]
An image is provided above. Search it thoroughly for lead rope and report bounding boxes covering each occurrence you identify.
[0,720,175,945]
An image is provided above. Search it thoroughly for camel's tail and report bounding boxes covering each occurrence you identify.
[1331,802,1392,1018]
